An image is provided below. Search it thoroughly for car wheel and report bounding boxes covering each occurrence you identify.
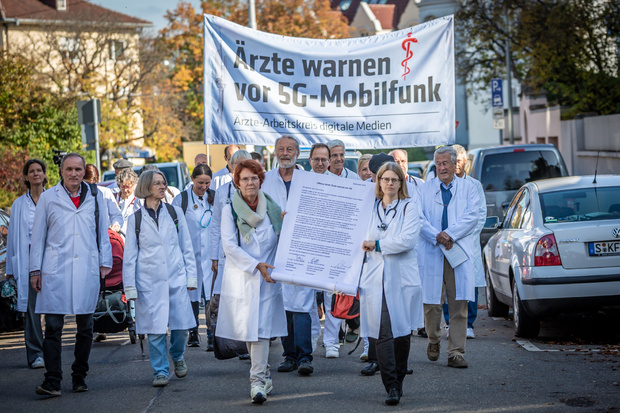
[512,280,540,338]
[485,261,509,317]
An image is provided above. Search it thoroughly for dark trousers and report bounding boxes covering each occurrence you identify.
[190,300,213,338]
[25,281,44,365]
[281,311,313,364]
[376,293,411,393]
[43,314,93,384]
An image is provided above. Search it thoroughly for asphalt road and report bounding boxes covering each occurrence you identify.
[1,301,619,413]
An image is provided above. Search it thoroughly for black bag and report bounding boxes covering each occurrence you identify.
[93,289,131,333]
[206,294,248,360]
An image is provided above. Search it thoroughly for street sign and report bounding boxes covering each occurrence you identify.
[492,107,504,130]
[491,78,503,107]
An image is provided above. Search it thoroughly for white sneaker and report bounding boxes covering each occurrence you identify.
[31,357,45,369]
[251,385,267,404]
[325,345,339,358]
[264,377,273,395]
[359,351,368,361]
[444,324,450,339]
[466,327,475,339]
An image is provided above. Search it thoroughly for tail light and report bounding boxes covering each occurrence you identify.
[534,234,562,266]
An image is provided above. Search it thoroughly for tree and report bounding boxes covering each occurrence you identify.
[456,0,620,117]
[160,0,351,140]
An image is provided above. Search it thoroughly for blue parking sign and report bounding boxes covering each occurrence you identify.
[492,78,503,107]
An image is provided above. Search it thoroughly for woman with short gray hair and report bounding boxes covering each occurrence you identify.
[123,170,198,387]
[115,168,140,233]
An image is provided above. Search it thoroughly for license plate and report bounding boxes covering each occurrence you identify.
[588,241,620,256]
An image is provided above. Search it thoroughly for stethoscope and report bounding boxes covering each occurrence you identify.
[376,198,400,231]
[191,190,212,228]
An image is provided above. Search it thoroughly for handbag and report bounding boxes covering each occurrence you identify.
[330,292,360,320]
[206,282,248,360]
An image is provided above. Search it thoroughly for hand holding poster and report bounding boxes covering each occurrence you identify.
[203,14,455,148]
[270,170,375,295]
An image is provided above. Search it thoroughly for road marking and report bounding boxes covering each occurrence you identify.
[517,340,555,352]
[121,340,131,346]
[492,317,509,321]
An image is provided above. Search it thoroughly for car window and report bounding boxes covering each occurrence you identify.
[480,150,564,192]
[539,186,620,223]
[510,189,530,229]
[158,166,179,189]
[502,189,524,229]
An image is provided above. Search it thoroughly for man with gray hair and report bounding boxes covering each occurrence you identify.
[389,149,424,188]
[441,145,486,339]
[262,135,316,376]
[418,146,481,368]
[327,140,360,180]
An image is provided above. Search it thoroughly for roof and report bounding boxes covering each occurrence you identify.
[0,0,151,26]
[469,144,558,155]
[368,4,396,30]
[533,175,620,193]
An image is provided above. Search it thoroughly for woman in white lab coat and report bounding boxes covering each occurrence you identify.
[115,168,141,235]
[123,170,197,388]
[172,163,214,348]
[359,162,421,406]
[216,159,287,405]
[6,159,47,369]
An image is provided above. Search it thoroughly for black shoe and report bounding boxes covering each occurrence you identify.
[277,359,297,372]
[35,380,61,397]
[72,376,88,393]
[417,328,428,338]
[385,387,400,406]
[298,360,314,376]
[406,368,413,375]
[187,331,200,347]
[206,342,214,352]
[361,362,379,376]
[93,333,107,342]
[238,353,250,360]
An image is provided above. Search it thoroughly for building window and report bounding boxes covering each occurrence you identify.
[109,40,126,61]
[57,0,67,11]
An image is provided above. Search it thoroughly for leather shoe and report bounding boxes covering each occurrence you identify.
[277,359,297,372]
[298,360,314,376]
[448,355,468,368]
[406,368,413,375]
[385,387,400,405]
[361,362,379,376]
[238,353,250,360]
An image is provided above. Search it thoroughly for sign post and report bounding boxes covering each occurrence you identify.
[491,79,504,144]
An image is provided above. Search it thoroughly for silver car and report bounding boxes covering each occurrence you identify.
[483,175,620,338]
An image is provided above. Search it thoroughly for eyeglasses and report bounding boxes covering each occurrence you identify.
[311,158,329,164]
[152,181,166,187]
[330,153,345,159]
[380,177,401,184]
[240,176,260,184]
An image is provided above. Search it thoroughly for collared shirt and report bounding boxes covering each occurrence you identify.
[145,202,163,228]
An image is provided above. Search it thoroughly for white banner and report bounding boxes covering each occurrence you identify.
[271,170,375,295]
[203,14,455,149]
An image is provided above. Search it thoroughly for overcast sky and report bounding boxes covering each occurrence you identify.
[96,0,203,31]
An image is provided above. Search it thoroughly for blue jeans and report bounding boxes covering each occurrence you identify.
[281,311,313,364]
[148,330,188,378]
[443,288,478,329]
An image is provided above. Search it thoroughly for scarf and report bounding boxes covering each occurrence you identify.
[231,189,282,242]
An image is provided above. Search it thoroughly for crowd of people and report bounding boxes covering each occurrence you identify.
[5,137,487,406]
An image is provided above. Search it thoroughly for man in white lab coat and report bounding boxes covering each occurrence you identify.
[327,139,360,180]
[418,146,480,369]
[262,135,316,376]
[29,153,113,396]
[211,145,240,191]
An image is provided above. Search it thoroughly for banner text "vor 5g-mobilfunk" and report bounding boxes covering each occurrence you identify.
[203,15,455,149]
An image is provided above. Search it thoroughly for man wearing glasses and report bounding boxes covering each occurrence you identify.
[327,139,360,180]
[418,146,481,369]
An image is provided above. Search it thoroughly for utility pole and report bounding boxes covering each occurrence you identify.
[248,0,257,30]
[506,8,514,144]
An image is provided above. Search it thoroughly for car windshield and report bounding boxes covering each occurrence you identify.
[480,151,564,192]
[540,186,620,223]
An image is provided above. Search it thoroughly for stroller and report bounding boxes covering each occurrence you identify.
[93,230,142,345]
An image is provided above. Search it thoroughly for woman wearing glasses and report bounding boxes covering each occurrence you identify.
[172,164,215,347]
[359,162,422,406]
[216,160,286,404]
[123,170,197,387]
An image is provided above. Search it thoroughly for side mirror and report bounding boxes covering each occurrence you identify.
[484,216,501,229]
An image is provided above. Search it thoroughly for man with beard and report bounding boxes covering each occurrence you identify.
[262,136,316,376]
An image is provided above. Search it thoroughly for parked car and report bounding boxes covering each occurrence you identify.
[468,144,569,248]
[408,160,429,179]
[0,209,9,278]
[483,175,620,338]
[101,161,190,191]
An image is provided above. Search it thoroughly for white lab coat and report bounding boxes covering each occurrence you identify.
[418,177,480,304]
[332,167,360,180]
[216,202,287,341]
[29,183,112,315]
[172,189,214,300]
[6,192,36,312]
[359,198,422,339]
[464,175,487,287]
[116,192,142,235]
[164,186,180,204]
[262,168,316,313]
[210,181,236,295]
[123,204,197,334]
[99,185,123,228]
[211,167,232,191]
